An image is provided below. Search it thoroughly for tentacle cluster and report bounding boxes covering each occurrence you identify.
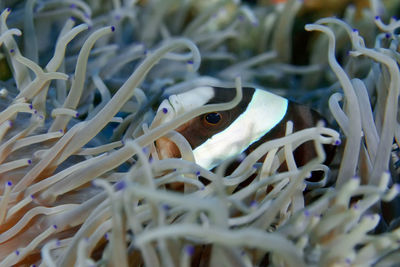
[0,0,398,266]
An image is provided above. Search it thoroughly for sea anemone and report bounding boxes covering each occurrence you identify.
[0,0,399,266]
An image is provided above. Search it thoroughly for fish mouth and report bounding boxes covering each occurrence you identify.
[154,97,181,159]
[156,137,181,160]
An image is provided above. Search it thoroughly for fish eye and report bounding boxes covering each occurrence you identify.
[204,112,222,126]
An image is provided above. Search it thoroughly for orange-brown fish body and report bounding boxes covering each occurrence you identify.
[153,86,335,171]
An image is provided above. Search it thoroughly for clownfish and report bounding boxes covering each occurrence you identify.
[153,86,335,170]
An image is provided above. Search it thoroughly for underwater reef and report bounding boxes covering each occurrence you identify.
[0,0,399,266]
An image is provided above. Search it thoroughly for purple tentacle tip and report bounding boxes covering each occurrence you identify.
[195,171,200,176]
[162,204,170,211]
[185,245,195,256]
[304,209,310,216]
[374,15,380,20]
[27,159,32,164]
[250,200,257,207]
[29,104,33,109]
[334,139,341,146]
[162,107,168,114]
[9,49,14,53]
[69,3,77,8]
[30,194,35,199]
[115,180,126,191]
[15,250,20,256]
[187,60,194,65]
[385,33,391,39]
[7,181,12,186]
[111,26,115,32]
[75,112,80,117]
[53,224,58,229]
[6,8,11,12]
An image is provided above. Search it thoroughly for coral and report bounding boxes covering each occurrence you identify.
[0,0,399,266]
